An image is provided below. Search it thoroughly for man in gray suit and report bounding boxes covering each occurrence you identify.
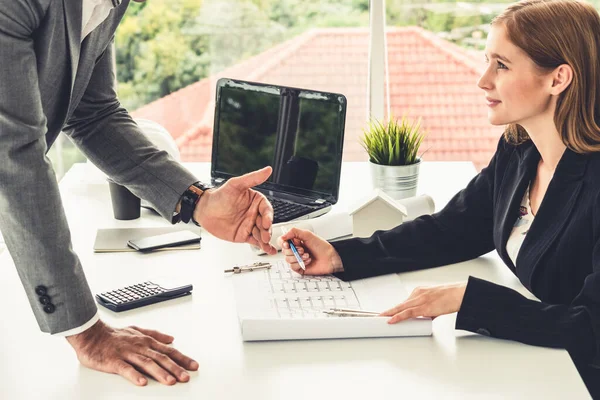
[0,0,276,386]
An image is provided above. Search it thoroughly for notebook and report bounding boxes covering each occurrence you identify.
[231,260,432,341]
[93,227,201,253]
[211,78,347,223]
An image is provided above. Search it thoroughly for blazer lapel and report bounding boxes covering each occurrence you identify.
[71,36,95,105]
[63,0,82,100]
[69,16,118,111]
[494,142,539,270]
[515,148,588,287]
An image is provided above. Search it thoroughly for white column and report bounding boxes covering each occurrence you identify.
[367,0,390,122]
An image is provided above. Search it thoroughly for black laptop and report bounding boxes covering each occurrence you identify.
[211,78,347,224]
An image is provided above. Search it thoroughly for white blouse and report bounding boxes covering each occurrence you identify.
[506,184,535,267]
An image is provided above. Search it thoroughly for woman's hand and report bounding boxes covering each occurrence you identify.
[277,228,344,275]
[381,283,467,324]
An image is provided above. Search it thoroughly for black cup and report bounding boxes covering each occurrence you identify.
[108,179,141,220]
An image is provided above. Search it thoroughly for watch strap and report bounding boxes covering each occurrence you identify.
[180,182,212,224]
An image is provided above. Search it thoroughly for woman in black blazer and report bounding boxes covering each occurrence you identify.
[277,0,600,396]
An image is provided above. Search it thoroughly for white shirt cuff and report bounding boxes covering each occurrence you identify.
[52,312,100,337]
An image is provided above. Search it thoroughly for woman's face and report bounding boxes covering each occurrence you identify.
[478,24,554,127]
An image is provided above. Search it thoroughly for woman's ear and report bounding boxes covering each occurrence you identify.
[550,64,573,96]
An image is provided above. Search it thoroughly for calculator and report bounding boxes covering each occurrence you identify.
[95,281,193,312]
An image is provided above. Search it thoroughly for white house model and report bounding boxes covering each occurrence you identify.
[349,189,408,238]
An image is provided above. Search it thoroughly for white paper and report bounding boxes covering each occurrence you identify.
[240,317,432,341]
[255,211,352,254]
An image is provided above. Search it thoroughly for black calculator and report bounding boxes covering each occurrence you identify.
[95,281,193,312]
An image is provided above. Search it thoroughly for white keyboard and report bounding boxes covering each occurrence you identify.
[232,260,433,341]
[266,261,361,319]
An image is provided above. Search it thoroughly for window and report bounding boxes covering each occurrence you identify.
[381,0,515,170]
[114,0,509,171]
[48,134,85,181]
[119,0,372,165]
[51,0,585,177]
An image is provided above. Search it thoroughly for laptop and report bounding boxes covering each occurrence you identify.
[231,260,432,341]
[211,78,347,223]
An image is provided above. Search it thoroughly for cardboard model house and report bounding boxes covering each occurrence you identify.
[349,189,408,238]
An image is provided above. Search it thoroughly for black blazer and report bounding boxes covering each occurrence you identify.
[332,137,600,395]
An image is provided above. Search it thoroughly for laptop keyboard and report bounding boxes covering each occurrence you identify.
[268,196,327,223]
[267,261,360,319]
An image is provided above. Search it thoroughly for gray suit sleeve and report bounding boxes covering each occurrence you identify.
[63,42,198,221]
[0,1,98,333]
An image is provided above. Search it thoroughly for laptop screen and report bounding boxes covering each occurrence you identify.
[211,78,346,203]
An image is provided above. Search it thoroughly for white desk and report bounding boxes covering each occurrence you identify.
[0,162,590,399]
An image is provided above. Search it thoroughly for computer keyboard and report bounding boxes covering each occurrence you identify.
[266,261,360,319]
[268,196,327,223]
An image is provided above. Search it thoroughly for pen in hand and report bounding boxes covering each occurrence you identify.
[281,227,306,271]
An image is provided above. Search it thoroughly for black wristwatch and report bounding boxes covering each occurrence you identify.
[180,182,213,225]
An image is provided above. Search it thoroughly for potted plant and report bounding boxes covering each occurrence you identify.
[360,115,427,199]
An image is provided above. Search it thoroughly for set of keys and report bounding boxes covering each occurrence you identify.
[224,262,272,274]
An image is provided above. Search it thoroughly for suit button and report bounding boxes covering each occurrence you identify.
[476,328,491,336]
[39,295,51,305]
[43,304,55,314]
[35,285,47,296]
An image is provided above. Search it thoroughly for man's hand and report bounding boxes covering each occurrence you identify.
[194,166,277,255]
[67,320,199,386]
[380,283,467,324]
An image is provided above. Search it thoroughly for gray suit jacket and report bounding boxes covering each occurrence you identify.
[0,0,197,333]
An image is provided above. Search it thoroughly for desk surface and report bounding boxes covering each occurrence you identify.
[0,162,589,399]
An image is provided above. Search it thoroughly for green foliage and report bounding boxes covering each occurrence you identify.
[115,0,210,110]
[116,0,371,110]
[386,0,514,50]
[114,0,524,111]
[360,116,426,166]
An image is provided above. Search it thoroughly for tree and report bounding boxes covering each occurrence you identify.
[116,0,372,110]
[115,0,210,110]
[113,0,531,111]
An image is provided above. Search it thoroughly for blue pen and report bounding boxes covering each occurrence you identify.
[281,227,306,270]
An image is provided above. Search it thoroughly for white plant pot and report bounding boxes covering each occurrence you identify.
[369,159,421,200]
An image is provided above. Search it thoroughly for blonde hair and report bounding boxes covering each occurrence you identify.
[492,0,600,152]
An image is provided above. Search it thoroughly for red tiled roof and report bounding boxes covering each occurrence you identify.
[131,27,503,170]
